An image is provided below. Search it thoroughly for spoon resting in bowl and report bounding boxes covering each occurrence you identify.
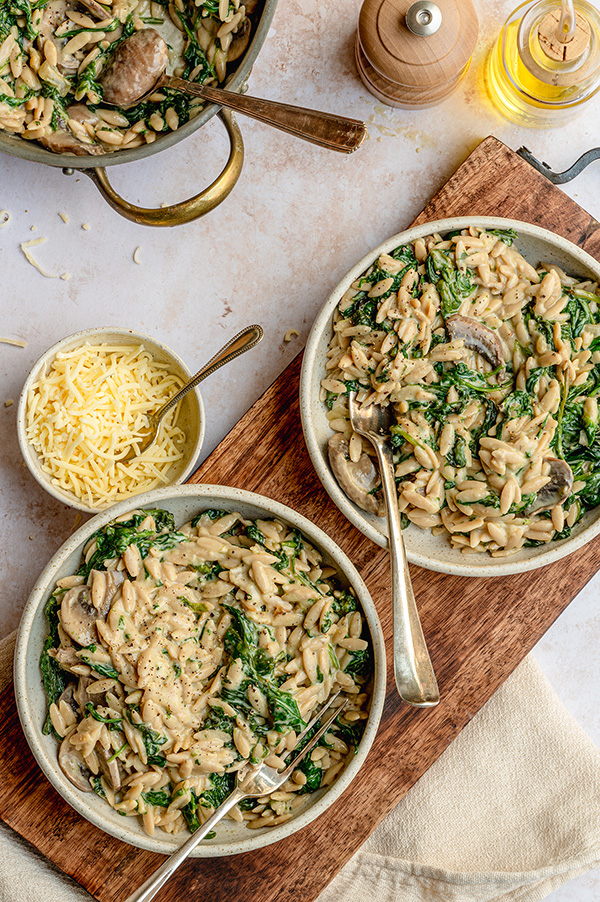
[122,324,263,462]
[347,392,440,708]
[100,29,367,153]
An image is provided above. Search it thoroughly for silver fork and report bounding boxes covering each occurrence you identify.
[125,693,348,902]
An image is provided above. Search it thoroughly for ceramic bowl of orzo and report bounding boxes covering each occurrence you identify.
[14,484,386,857]
[300,216,600,577]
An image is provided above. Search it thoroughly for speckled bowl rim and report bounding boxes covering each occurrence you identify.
[16,327,205,514]
[14,484,386,857]
[300,216,600,578]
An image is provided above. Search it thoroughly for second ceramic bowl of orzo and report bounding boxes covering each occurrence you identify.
[300,216,600,577]
[14,484,385,857]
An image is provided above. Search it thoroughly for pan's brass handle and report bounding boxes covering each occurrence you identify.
[80,110,243,226]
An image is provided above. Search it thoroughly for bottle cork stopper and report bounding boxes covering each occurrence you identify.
[538,9,590,62]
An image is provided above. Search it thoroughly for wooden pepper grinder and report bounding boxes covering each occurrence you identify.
[355,0,479,108]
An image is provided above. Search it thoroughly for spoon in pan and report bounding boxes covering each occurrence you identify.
[122,324,263,462]
[100,29,367,153]
[348,392,440,707]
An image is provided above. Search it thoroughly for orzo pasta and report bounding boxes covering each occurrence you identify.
[0,0,254,153]
[322,226,600,557]
[41,507,373,836]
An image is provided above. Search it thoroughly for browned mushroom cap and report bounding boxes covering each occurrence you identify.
[227,17,251,62]
[328,433,385,517]
[100,28,169,108]
[58,736,93,792]
[524,458,574,514]
[445,315,505,370]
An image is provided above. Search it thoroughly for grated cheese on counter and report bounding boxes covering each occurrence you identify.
[25,342,188,509]
[20,237,61,279]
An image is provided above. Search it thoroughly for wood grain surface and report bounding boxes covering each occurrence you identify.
[2,136,600,902]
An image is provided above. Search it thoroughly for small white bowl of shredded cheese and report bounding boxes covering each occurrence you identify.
[17,328,205,513]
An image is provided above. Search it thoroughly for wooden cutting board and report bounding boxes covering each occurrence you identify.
[2,136,600,902]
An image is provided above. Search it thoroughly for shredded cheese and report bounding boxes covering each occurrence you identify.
[133,246,142,265]
[20,237,64,279]
[284,328,299,342]
[25,342,188,509]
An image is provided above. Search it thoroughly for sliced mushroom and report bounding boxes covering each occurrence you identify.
[73,675,94,713]
[100,28,169,108]
[57,682,79,716]
[77,0,112,19]
[53,647,81,671]
[60,584,106,646]
[328,433,385,517]
[90,568,124,612]
[97,745,123,791]
[58,736,93,792]
[39,104,104,156]
[445,315,505,370]
[227,17,251,62]
[524,458,574,515]
[39,0,69,39]
[39,129,105,155]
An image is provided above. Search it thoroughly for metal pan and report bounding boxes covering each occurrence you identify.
[0,0,276,226]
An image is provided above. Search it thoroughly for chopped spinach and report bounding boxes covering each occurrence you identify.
[143,789,171,807]
[40,590,68,735]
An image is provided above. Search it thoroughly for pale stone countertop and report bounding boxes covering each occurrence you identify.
[1,0,600,897]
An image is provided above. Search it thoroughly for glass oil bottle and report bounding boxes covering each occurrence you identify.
[487,0,600,126]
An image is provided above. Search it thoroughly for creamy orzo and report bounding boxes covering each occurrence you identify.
[322,226,600,557]
[0,0,254,153]
[42,507,373,836]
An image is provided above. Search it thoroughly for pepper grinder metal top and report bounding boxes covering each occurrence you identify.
[405,0,443,36]
[355,0,479,108]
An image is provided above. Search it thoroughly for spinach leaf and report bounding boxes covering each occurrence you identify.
[427,248,475,318]
[191,509,229,526]
[333,715,366,751]
[79,655,120,680]
[40,590,68,735]
[266,686,305,733]
[502,391,533,421]
[446,435,467,468]
[488,228,518,246]
[344,648,372,679]
[91,775,106,798]
[199,772,235,809]
[331,591,357,615]
[126,711,167,766]
[297,755,323,793]
[143,789,171,807]
[84,703,122,726]
[325,379,360,410]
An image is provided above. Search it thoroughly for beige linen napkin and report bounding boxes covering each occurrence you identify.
[1,631,599,902]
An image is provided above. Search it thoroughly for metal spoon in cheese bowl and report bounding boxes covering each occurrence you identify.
[123,324,263,461]
[99,29,367,153]
[347,392,440,707]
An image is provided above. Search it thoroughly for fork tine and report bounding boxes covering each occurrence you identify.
[280,697,348,778]
[292,689,342,748]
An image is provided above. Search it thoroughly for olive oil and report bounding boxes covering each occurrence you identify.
[486,0,600,127]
